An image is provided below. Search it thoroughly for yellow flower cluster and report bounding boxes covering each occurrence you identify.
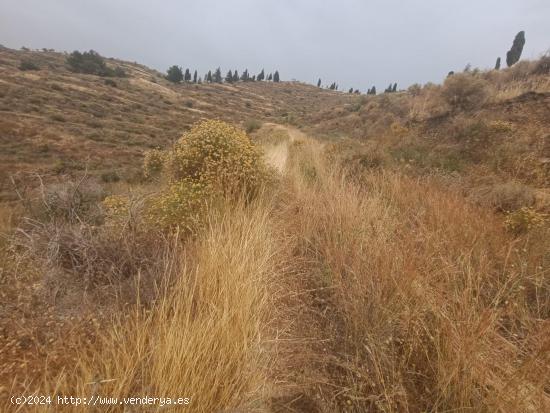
[146,179,208,233]
[165,119,267,195]
[390,121,409,137]
[505,207,547,234]
[145,120,270,231]
[489,120,514,134]
[102,195,130,227]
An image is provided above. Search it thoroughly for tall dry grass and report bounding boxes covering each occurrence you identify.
[279,137,549,412]
[2,196,286,413]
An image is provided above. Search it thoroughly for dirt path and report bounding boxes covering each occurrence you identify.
[261,124,307,173]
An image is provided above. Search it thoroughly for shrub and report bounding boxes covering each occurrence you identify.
[146,179,208,232]
[505,207,546,234]
[67,50,111,76]
[19,61,39,71]
[100,171,120,183]
[146,120,270,231]
[477,182,535,212]
[66,50,125,77]
[142,149,165,178]
[244,119,262,133]
[164,120,268,196]
[441,73,489,111]
[531,54,550,75]
[104,79,117,87]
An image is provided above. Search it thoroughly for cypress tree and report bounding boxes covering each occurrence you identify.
[225,70,234,83]
[207,70,212,83]
[348,87,353,93]
[252,75,256,81]
[213,67,222,83]
[506,31,525,67]
[267,73,273,81]
[193,70,198,83]
[241,69,249,81]
[184,68,191,82]
[273,70,280,82]
[233,70,239,82]
[317,78,321,87]
[392,83,397,92]
[257,69,265,81]
[495,57,501,70]
[371,86,376,95]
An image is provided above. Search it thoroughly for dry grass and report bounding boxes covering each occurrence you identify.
[263,135,548,412]
[1,48,549,413]
[1,196,286,412]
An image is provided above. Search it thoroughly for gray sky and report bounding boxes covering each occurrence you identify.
[1,1,549,91]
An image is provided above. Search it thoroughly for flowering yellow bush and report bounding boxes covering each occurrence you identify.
[146,179,208,232]
[165,119,268,196]
[504,207,547,234]
[145,120,270,231]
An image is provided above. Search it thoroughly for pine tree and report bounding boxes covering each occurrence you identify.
[495,57,501,70]
[371,86,376,95]
[252,75,256,81]
[184,68,191,82]
[198,76,202,84]
[207,70,212,83]
[233,70,239,82]
[166,65,183,83]
[392,83,397,92]
[225,70,234,83]
[257,69,265,81]
[193,70,198,83]
[273,70,280,82]
[267,73,273,81]
[348,87,353,93]
[241,69,249,82]
[213,67,222,83]
[506,31,525,67]
[317,78,321,87]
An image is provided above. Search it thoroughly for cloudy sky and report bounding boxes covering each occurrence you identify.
[1,1,548,91]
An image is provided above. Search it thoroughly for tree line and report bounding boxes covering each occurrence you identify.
[166,66,280,84]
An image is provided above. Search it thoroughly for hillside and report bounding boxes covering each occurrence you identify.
[0,46,352,199]
[0,46,549,412]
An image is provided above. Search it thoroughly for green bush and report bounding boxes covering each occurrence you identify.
[66,50,125,77]
[19,61,39,71]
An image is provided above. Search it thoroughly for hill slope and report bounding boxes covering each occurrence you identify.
[0,46,352,199]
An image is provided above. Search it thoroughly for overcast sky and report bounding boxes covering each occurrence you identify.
[1,1,548,91]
